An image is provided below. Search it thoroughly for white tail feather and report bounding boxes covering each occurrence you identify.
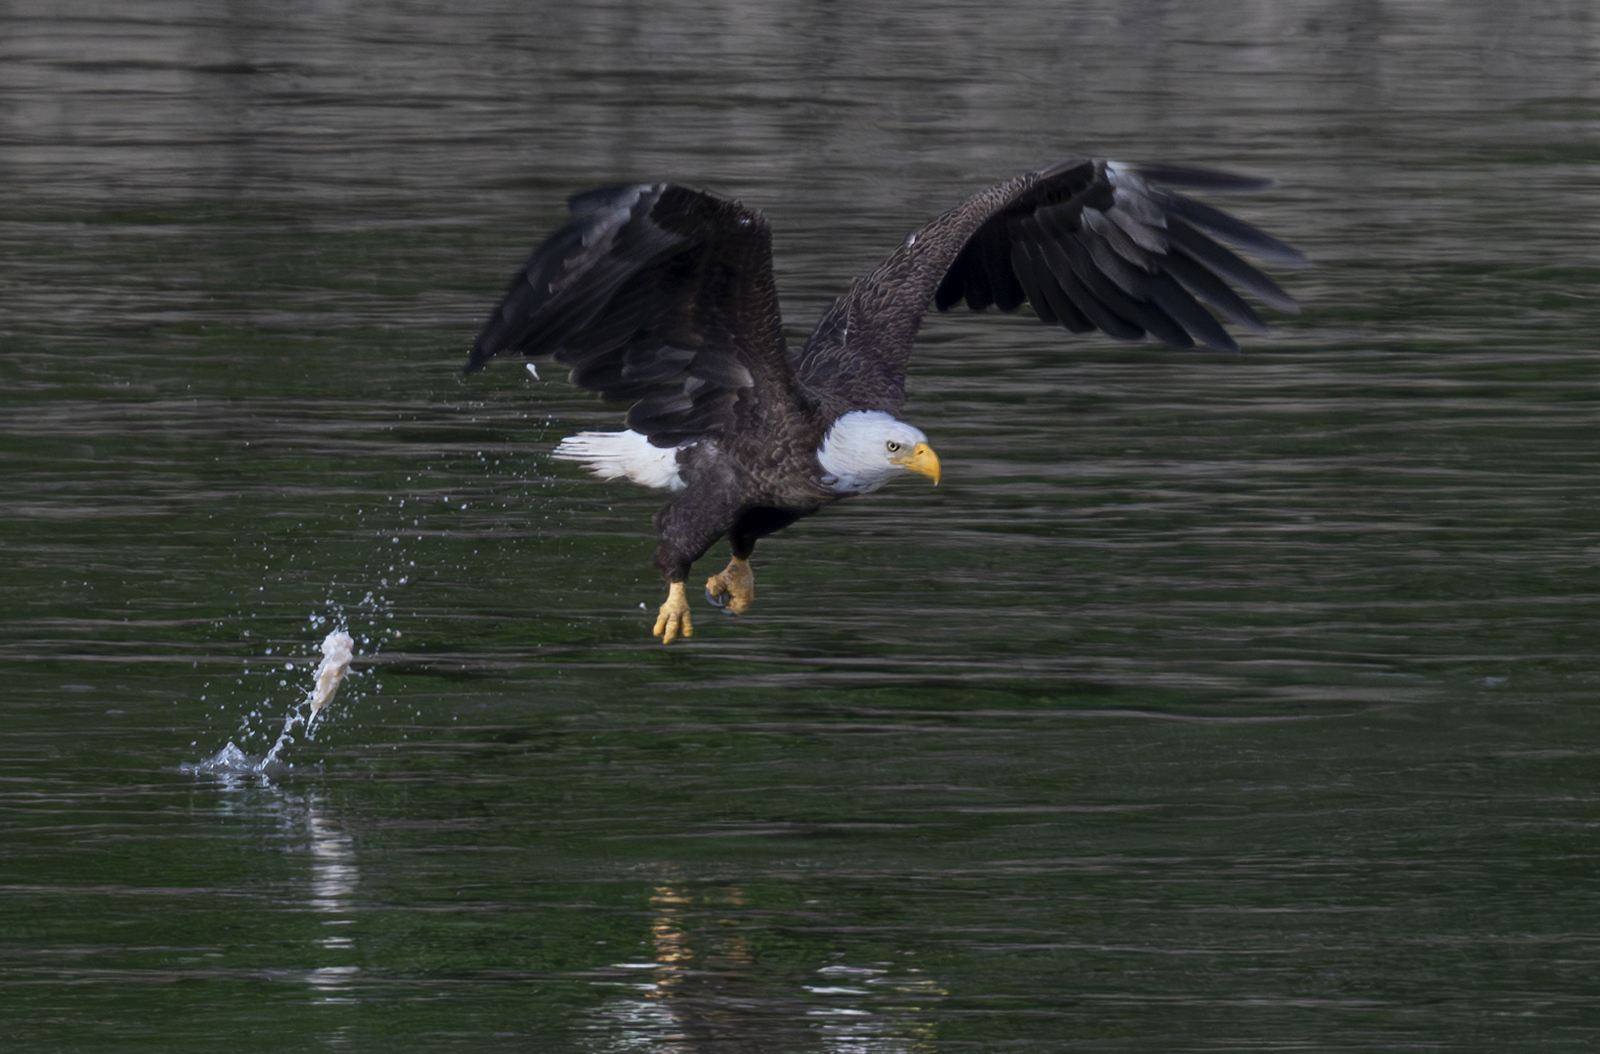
[551,430,686,491]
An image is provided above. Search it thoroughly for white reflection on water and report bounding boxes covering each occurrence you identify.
[586,882,936,1052]
[192,781,365,1005]
[304,793,361,1003]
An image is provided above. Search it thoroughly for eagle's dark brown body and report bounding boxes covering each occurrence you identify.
[466,160,1305,640]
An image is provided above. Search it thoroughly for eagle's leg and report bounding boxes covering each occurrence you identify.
[653,581,693,643]
[651,490,771,642]
[704,556,755,614]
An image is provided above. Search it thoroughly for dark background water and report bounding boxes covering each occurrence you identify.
[5,1,1600,1050]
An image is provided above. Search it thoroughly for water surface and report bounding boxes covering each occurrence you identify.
[4,2,1600,1050]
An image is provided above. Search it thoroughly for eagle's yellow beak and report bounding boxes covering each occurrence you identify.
[891,441,941,485]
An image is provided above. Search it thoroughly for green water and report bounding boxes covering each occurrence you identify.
[5,1,1600,1050]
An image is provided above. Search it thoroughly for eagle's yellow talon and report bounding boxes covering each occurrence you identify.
[653,581,693,643]
[704,556,755,615]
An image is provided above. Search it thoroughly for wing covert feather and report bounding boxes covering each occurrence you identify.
[794,159,1306,417]
[468,184,811,448]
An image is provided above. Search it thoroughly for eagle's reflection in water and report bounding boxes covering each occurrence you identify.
[585,881,942,1052]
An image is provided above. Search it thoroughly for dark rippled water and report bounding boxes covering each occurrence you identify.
[6,2,1600,1050]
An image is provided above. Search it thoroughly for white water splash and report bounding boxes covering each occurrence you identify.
[308,630,355,721]
[188,629,357,778]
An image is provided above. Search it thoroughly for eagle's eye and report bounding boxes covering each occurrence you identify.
[886,441,902,453]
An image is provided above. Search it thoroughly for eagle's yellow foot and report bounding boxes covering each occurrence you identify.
[704,556,755,615]
[653,581,693,643]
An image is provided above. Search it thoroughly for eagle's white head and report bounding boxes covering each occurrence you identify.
[817,410,942,494]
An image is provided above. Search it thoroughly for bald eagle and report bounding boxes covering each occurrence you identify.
[466,159,1305,642]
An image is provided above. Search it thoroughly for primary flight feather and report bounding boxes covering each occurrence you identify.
[466,158,1306,642]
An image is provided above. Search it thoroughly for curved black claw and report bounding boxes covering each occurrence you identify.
[704,585,728,609]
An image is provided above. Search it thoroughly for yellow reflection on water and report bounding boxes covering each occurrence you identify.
[589,879,940,1052]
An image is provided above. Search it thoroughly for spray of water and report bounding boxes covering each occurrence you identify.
[187,629,356,778]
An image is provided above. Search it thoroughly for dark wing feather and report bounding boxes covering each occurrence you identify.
[467,183,811,448]
[795,158,1307,417]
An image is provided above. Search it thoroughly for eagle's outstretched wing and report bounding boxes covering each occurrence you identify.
[467,183,811,448]
[794,159,1307,417]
